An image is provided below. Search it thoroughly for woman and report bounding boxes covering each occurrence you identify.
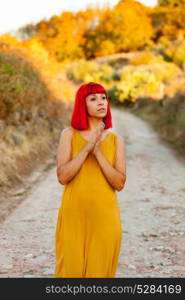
[55,81,126,278]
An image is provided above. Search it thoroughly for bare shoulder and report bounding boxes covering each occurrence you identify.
[60,126,73,139]
[113,132,125,143]
[61,126,72,134]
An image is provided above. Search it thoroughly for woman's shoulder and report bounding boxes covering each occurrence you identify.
[61,126,73,134]
[108,130,122,138]
[59,126,73,140]
[109,131,125,144]
[61,127,124,141]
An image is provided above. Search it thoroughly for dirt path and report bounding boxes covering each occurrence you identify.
[0,107,185,278]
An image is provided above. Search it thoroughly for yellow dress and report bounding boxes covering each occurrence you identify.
[54,127,122,278]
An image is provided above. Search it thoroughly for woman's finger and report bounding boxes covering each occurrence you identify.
[99,121,105,128]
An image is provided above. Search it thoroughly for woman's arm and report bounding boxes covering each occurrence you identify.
[56,128,89,185]
[93,134,127,191]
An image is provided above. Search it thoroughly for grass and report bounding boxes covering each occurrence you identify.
[130,93,185,158]
[0,49,69,194]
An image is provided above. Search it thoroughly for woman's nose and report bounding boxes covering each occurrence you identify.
[98,98,104,104]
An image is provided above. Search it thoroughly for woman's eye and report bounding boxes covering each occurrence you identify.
[90,96,106,101]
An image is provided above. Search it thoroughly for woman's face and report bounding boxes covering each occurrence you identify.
[85,93,108,118]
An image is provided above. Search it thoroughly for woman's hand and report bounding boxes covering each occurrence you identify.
[91,122,105,155]
[92,138,102,155]
[84,122,105,154]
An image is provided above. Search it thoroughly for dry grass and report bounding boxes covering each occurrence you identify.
[0,49,72,196]
[131,92,185,159]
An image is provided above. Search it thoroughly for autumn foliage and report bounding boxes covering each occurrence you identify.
[0,0,185,103]
[0,0,185,188]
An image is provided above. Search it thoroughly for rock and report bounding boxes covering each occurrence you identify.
[169,231,184,236]
[11,134,23,145]
[24,254,33,258]
[128,264,136,270]
[23,274,35,278]
[3,265,13,269]
[42,268,53,276]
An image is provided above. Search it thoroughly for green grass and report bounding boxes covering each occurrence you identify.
[131,94,185,158]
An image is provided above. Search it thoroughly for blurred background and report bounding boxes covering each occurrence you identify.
[0,0,185,217]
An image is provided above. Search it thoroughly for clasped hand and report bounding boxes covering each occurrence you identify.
[85,122,105,155]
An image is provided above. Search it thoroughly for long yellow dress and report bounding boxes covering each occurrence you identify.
[54,127,122,278]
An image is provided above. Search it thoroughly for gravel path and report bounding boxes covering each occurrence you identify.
[0,107,185,278]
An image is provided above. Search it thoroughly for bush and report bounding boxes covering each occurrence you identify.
[65,59,113,83]
[173,40,185,67]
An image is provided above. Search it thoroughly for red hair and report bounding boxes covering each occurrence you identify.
[70,82,112,130]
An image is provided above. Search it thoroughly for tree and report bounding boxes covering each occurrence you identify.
[151,3,185,41]
[158,0,185,6]
[17,23,37,40]
[93,0,153,54]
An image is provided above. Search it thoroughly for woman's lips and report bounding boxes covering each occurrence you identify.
[97,108,105,111]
